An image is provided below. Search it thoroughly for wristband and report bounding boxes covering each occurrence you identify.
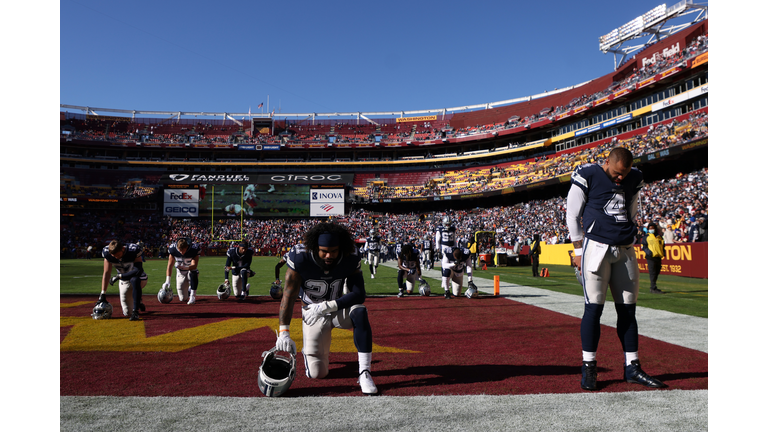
[279,325,290,333]
[573,248,583,256]
[165,276,171,284]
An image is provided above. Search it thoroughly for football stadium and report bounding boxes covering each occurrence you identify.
[59,2,713,431]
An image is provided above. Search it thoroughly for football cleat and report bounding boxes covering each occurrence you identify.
[187,293,196,305]
[258,347,297,397]
[444,291,453,299]
[129,310,140,321]
[581,361,597,391]
[158,286,173,304]
[91,301,113,320]
[245,283,250,298]
[270,282,283,300]
[358,370,378,395]
[397,290,404,298]
[217,283,231,300]
[624,360,668,388]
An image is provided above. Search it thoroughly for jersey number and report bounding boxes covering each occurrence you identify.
[303,279,344,303]
[603,192,628,222]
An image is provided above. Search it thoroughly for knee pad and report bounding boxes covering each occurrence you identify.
[302,351,329,379]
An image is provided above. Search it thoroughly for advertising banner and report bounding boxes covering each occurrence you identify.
[635,242,708,278]
[310,188,344,217]
[163,188,200,217]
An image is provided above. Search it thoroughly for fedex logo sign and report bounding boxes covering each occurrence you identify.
[164,189,199,203]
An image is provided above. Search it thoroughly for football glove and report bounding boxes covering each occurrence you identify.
[408,268,417,275]
[162,281,170,290]
[109,275,120,286]
[302,301,338,326]
[98,292,107,303]
[275,330,296,355]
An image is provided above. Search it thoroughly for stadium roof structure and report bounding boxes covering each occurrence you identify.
[60,81,592,126]
[598,0,708,70]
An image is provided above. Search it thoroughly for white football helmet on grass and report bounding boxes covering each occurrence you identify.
[258,347,297,397]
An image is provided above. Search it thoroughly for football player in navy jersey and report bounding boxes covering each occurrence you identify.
[99,240,148,321]
[364,229,382,279]
[275,222,378,395]
[396,243,421,298]
[566,147,667,391]
[163,238,201,305]
[225,241,255,301]
[421,235,433,270]
[441,246,474,299]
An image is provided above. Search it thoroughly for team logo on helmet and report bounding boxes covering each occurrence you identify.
[270,282,283,300]
[158,286,173,304]
[91,301,113,320]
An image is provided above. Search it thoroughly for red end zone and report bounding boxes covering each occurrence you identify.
[60,295,707,397]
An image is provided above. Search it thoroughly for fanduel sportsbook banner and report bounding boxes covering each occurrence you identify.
[162,173,353,185]
[163,189,199,217]
[310,188,344,217]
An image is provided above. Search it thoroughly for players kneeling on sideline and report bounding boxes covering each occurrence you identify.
[225,241,255,301]
[274,222,378,396]
[396,243,422,298]
[98,240,148,321]
[161,238,201,305]
[441,246,477,299]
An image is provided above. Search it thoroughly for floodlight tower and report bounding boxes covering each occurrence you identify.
[599,1,708,70]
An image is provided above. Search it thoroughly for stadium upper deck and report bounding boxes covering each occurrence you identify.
[61,20,707,212]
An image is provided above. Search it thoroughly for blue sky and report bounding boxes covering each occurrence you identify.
[59,0,710,117]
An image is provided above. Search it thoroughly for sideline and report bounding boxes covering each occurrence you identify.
[382,262,708,353]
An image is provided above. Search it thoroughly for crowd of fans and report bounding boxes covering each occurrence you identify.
[60,165,708,260]
[62,37,706,150]
[355,111,707,200]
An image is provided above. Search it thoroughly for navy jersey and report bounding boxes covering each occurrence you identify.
[569,163,644,245]
[441,247,472,276]
[365,235,382,253]
[169,242,202,268]
[226,247,254,269]
[435,225,456,248]
[422,239,432,251]
[102,243,143,274]
[397,248,421,273]
[286,243,362,305]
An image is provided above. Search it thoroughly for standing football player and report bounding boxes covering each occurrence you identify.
[225,240,255,301]
[441,246,476,299]
[99,240,148,321]
[435,216,456,259]
[163,238,201,304]
[396,243,421,298]
[566,147,667,391]
[421,234,433,270]
[275,222,378,395]
[364,229,382,279]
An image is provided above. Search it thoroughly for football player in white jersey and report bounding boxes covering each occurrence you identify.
[99,240,148,321]
[163,238,201,304]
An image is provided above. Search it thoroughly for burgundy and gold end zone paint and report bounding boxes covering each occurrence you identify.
[60,295,707,397]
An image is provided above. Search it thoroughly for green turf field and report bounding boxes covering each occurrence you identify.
[60,256,708,318]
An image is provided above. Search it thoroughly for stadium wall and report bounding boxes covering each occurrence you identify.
[540,242,708,279]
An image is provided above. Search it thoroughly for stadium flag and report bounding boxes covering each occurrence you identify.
[258,102,263,109]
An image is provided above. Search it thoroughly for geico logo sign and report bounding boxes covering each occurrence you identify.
[165,206,198,214]
[271,174,342,182]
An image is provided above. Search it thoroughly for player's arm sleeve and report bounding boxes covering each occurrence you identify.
[101,259,113,292]
[628,184,641,223]
[566,184,587,243]
[335,270,366,310]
